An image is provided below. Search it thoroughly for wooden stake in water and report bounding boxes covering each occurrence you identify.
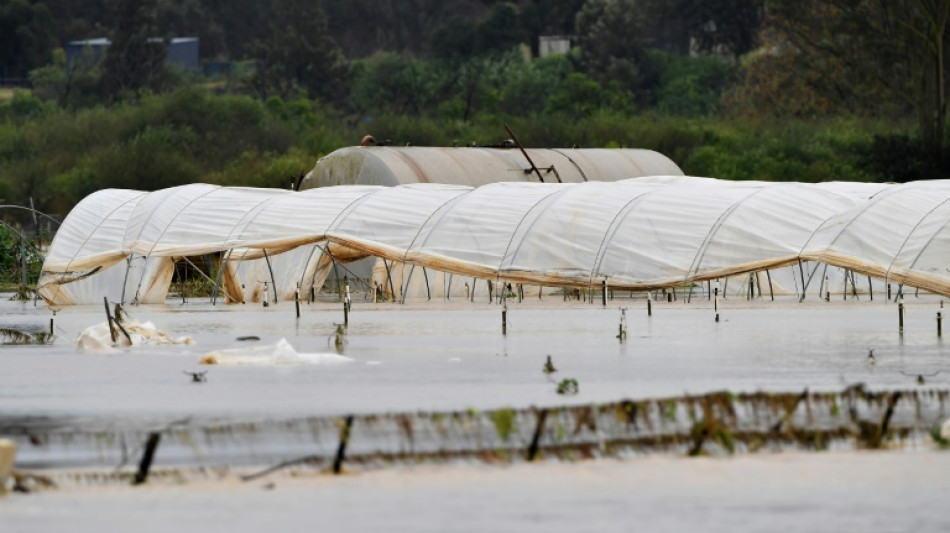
[133,432,161,485]
[103,297,117,343]
[647,293,652,317]
[602,280,607,307]
[938,311,942,337]
[502,300,508,335]
[333,415,354,475]
[295,287,300,319]
[526,409,549,462]
[714,287,720,323]
[618,307,627,342]
[899,302,905,334]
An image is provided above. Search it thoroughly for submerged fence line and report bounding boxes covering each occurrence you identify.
[3,386,949,487]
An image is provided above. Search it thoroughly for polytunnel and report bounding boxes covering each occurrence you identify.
[301,146,684,188]
[802,180,950,296]
[43,177,950,307]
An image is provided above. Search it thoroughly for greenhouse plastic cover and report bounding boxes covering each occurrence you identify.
[302,146,684,188]
[42,177,950,306]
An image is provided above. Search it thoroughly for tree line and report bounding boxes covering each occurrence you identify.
[2,0,950,216]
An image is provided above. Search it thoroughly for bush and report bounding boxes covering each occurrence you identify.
[855,134,950,183]
[651,51,733,116]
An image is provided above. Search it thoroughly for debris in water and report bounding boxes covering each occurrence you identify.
[183,371,208,383]
[901,371,940,385]
[200,338,354,366]
[236,336,261,342]
[76,320,193,352]
[543,355,557,374]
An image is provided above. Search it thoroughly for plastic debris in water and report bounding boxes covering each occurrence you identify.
[199,338,355,366]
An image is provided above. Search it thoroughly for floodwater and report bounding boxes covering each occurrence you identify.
[1,293,947,418]
[3,451,950,532]
[2,293,950,531]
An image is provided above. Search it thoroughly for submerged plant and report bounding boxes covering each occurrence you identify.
[489,408,516,442]
[556,378,579,395]
[930,425,950,449]
[0,328,52,345]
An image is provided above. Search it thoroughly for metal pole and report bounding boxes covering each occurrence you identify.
[504,123,549,183]
[262,249,278,304]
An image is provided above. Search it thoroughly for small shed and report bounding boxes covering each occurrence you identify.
[65,37,200,71]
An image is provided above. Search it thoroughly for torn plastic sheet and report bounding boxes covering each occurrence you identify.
[198,338,355,366]
[77,320,194,353]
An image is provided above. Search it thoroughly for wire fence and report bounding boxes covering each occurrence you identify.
[4,385,949,488]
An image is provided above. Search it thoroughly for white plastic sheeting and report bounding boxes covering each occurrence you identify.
[303,146,684,188]
[802,180,950,295]
[43,177,950,306]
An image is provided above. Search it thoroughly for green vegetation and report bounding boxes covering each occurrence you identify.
[556,378,579,395]
[0,0,945,220]
[0,87,903,218]
[0,223,43,298]
[489,407,517,441]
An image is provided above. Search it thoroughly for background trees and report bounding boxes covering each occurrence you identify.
[768,0,950,156]
[99,0,168,101]
[248,0,349,103]
[0,0,53,78]
[3,0,950,214]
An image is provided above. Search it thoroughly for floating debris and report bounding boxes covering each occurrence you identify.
[183,371,208,383]
[200,338,354,366]
[76,320,193,352]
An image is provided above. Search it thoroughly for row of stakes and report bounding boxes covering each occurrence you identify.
[121,282,940,485]
[277,278,945,341]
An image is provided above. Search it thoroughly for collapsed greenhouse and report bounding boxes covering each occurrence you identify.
[37,153,950,306]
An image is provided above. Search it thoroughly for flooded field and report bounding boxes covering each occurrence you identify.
[2,293,949,531]
[3,451,950,532]
[2,294,947,418]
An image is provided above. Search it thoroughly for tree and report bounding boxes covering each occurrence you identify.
[500,53,573,116]
[476,2,525,54]
[348,53,439,116]
[249,0,349,103]
[521,0,587,56]
[0,0,53,78]
[574,0,659,106]
[99,0,168,101]
[429,16,479,61]
[661,0,764,59]
[769,0,950,154]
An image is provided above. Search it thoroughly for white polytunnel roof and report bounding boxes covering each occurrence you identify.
[301,146,684,188]
[802,180,950,294]
[43,188,148,273]
[39,178,950,305]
